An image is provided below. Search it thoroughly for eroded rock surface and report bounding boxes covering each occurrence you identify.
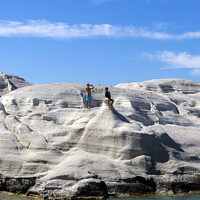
[1,78,200,198]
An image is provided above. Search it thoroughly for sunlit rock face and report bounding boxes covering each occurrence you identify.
[1,77,200,198]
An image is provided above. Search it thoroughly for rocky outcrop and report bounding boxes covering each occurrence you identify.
[0,72,32,96]
[1,77,200,199]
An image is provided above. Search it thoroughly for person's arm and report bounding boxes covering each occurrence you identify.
[90,85,94,90]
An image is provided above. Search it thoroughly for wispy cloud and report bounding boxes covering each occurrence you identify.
[190,69,200,76]
[153,51,200,69]
[146,51,200,75]
[0,20,118,39]
[151,21,169,30]
[0,20,200,40]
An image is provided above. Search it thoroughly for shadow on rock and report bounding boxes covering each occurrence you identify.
[150,135,170,163]
[159,133,184,152]
[112,107,130,123]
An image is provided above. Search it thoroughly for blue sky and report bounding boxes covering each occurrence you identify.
[0,0,200,85]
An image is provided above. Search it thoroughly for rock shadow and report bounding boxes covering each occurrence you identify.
[149,133,185,174]
[159,133,184,152]
[151,135,170,163]
[112,107,130,123]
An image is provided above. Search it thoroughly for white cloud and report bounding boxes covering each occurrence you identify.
[0,20,118,38]
[178,31,200,39]
[0,20,200,40]
[146,51,200,76]
[154,51,200,69]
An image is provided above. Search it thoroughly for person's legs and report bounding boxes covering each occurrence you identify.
[105,98,110,108]
[110,99,114,109]
[89,100,91,108]
[86,95,89,108]
[86,95,92,109]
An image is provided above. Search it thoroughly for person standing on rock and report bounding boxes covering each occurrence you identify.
[85,84,94,109]
[105,87,114,109]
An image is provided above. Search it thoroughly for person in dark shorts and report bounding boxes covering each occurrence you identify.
[85,84,94,108]
[104,87,114,109]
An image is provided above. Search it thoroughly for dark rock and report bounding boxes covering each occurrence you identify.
[5,177,36,193]
[76,180,108,197]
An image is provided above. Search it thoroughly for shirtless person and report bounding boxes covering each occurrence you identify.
[105,87,114,109]
[85,84,94,109]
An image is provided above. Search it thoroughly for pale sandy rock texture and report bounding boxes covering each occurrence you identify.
[1,76,200,199]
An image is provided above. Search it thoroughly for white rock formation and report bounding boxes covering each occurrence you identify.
[1,77,200,198]
[0,72,32,97]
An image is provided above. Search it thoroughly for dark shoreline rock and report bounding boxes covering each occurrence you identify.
[0,176,36,194]
[155,175,200,194]
[1,176,200,199]
[27,178,108,200]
